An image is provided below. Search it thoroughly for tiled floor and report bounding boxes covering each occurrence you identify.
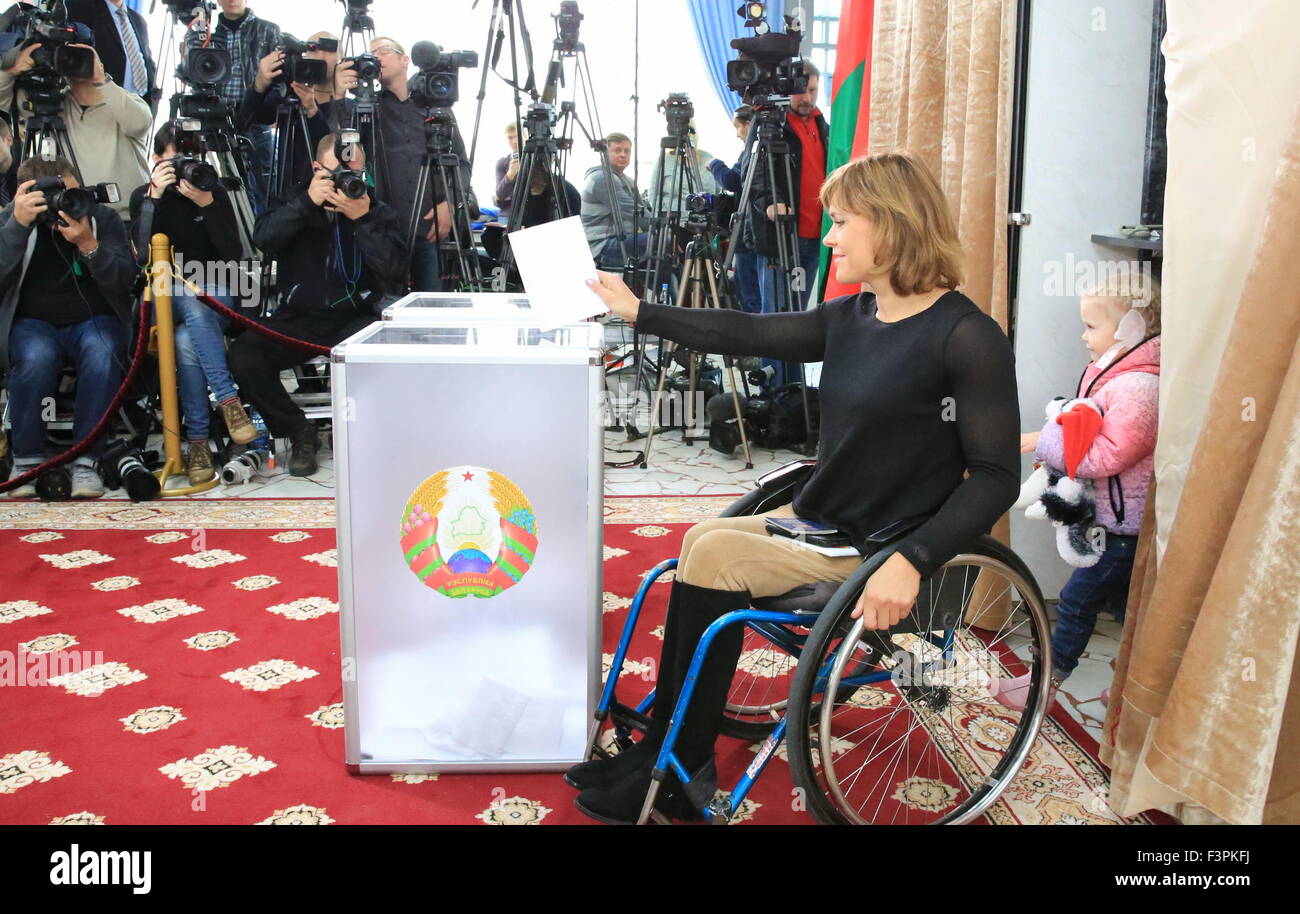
[4,421,1118,744]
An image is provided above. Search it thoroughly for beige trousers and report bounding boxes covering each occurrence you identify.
[677,507,863,596]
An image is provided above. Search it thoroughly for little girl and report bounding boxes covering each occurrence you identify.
[996,274,1161,709]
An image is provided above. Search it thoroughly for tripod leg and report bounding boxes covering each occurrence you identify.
[701,259,754,469]
[639,265,694,468]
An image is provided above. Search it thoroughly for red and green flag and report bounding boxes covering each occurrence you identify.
[820,0,874,301]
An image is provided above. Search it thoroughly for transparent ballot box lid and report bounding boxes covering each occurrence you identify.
[334,320,604,365]
[382,292,532,321]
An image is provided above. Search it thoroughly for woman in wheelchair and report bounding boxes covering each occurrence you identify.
[575,152,1022,824]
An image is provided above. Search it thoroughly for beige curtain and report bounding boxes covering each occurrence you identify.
[868,0,1018,622]
[1100,98,1300,824]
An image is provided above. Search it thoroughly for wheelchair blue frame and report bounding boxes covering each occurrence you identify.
[595,557,963,823]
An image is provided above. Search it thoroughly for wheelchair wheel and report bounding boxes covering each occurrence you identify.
[719,623,799,740]
[786,536,1052,825]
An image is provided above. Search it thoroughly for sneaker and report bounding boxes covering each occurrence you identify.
[186,440,215,485]
[70,462,105,499]
[221,398,257,445]
[7,459,40,498]
[288,422,319,477]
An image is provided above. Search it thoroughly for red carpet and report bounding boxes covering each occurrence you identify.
[0,510,1166,825]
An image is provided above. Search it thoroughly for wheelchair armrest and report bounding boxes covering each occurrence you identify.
[720,459,818,519]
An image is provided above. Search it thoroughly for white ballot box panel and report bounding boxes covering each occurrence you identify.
[333,321,602,772]
[383,291,532,322]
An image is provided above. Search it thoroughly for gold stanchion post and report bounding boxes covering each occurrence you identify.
[149,232,219,495]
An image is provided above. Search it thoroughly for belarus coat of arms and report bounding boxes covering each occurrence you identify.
[399,466,539,598]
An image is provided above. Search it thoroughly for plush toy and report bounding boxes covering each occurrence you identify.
[1015,397,1106,567]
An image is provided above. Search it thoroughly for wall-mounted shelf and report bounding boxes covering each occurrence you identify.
[1091,232,1163,253]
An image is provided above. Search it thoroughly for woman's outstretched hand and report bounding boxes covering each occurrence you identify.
[852,551,922,630]
[586,271,640,323]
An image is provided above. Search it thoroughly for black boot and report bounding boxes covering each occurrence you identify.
[565,576,693,792]
[574,581,748,824]
[287,422,319,477]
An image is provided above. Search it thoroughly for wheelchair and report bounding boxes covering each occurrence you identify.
[589,460,1053,825]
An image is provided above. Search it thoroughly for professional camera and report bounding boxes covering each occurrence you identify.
[407,41,478,108]
[343,52,381,83]
[168,155,220,192]
[177,16,230,87]
[97,439,161,502]
[657,92,693,139]
[279,34,338,87]
[726,4,808,102]
[30,176,121,226]
[0,2,95,108]
[554,0,584,52]
[685,192,715,221]
[330,166,368,199]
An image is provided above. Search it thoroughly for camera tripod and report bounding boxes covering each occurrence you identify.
[640,224,753,470]
[269,95,315,202]
[493,103,571,283]
[338,0,382,179]
[409,108,485,291]
[21,107,83,178]
[642,119,706,304]
[725,98,815,453]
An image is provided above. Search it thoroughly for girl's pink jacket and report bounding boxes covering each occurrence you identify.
[1035,336,1161,536]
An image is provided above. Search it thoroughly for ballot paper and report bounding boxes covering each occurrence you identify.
[508,215,606,329]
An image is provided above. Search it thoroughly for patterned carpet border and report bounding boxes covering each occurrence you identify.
[0,496,733,531]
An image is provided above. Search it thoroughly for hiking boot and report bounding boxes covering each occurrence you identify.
[186,440,215,485]
[288,423,319,477]
[221,398,257,445]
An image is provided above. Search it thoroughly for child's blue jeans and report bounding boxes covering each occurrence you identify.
[1051,532,1139,680]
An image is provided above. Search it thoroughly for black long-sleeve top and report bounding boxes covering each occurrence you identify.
[253,186,407,315]
[129,184,242,266]
[637,290,1021,577]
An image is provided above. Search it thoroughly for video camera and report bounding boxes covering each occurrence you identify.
[554,0,584,53]
[0,2,96,108]
[30,176,121,227]
[408,41,478,108]
[657,93,693,139]
[726,3,808,102]
[177,16,230,88]
[278,34,339,87]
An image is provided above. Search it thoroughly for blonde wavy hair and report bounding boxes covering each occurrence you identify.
[819,152,964,296]
[1083,271,1162,336]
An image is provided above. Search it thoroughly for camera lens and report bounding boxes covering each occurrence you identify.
[176,158,219,193]
[333,171,368,200]
[188,47,230,85]
[55,187,93,221]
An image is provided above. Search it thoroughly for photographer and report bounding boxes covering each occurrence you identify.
[130,122,252,485]
[493,120,519,220]
[750,60,827,315]
[238,33,337,189]
[228,133,405,477]
[205,0,282,215]
[64,0,156,110]
[0,34,150,220]
[580,132,650,269]
[705,104,761,313]
[333,37,473,292]
[0,155,134,499]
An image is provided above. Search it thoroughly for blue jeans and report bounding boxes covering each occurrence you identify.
[6,315,129,459]
[167,293,235,441]
[594,233,649,270]
[756,235,822,386]
[410,236,444,293]
[733,243,762,314]
[1051,532,1138,679]
[242,126,274,218]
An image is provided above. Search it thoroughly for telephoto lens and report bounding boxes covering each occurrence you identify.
[221,449,269,485]
[172,156,220,192]
[331,168,368,200]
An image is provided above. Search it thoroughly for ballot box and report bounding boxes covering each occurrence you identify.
[331,320,604,773]
[382,291,532,322]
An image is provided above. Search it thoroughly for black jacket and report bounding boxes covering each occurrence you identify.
[65,0,157,111]
[253,184,407,316]
[0,200,135,369]
[749,109,829,257]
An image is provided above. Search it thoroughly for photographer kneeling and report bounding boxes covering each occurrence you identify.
[130,123,252,485]
[228,133,406,477]
[0,156,134,498]
[573,152,1022,823]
